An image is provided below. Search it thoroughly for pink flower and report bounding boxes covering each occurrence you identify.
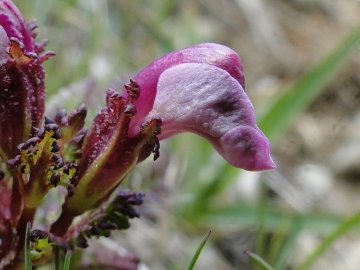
[129,43,275,171]
[52,44,275,236]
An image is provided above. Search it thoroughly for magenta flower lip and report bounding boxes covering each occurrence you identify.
[128,43,275,171]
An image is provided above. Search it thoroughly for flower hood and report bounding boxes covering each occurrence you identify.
[127,43,275,171]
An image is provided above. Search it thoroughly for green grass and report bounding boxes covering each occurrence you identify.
[186,231,211,270]
[25,223,32,270]
[258,24,360,143]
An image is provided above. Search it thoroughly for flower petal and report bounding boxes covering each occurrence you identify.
[127,43,245,131]
[145,63,275,171]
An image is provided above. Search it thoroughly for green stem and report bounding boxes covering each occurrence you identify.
[55,246,60,270]
[24,222,32,270]
[50,208,76,237]
[255,181,267,258]
[245,250,275,270]
[62,250,72,270]
[186,231,211,270]
[294,210,360,270]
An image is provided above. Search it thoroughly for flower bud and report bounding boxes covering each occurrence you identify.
[0,0,55,160]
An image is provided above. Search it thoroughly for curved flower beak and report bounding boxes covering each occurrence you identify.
[130,43,275,171]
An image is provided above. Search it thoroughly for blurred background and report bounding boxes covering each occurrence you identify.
[13,0,360,269]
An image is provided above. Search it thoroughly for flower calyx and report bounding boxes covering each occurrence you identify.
[6,104,88,211]
[53,81,161,226]
[69,190,144,249]
[0,36,55,162]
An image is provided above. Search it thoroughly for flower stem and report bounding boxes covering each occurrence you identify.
[50,210,76,237]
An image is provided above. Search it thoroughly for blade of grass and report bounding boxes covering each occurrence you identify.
[273,217,303,270]
[55,246,60,270]
[63,250,72,270]
[245,250,275,270]
[199,203,341,232]
[24,222,32,270]
[266,218,290,267]
[126,2,174,52]
[258,24,360,142]
[294,210,360,270]
[186,231,211,270]
[255,181,267,259]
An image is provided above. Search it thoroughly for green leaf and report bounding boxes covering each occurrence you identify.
[198,203,342,232]
[255,182,268,257]
[294,210,360,270]
[63,250,72,270]
[245,250,275,270]
[24,222,32,270]
[258,24,360,143]
[186,231,211,270]
[55,246,60,270]
[272,218,303,270]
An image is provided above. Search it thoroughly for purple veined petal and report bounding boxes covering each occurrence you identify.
[126,43,245,132]
[143,62,275,171]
